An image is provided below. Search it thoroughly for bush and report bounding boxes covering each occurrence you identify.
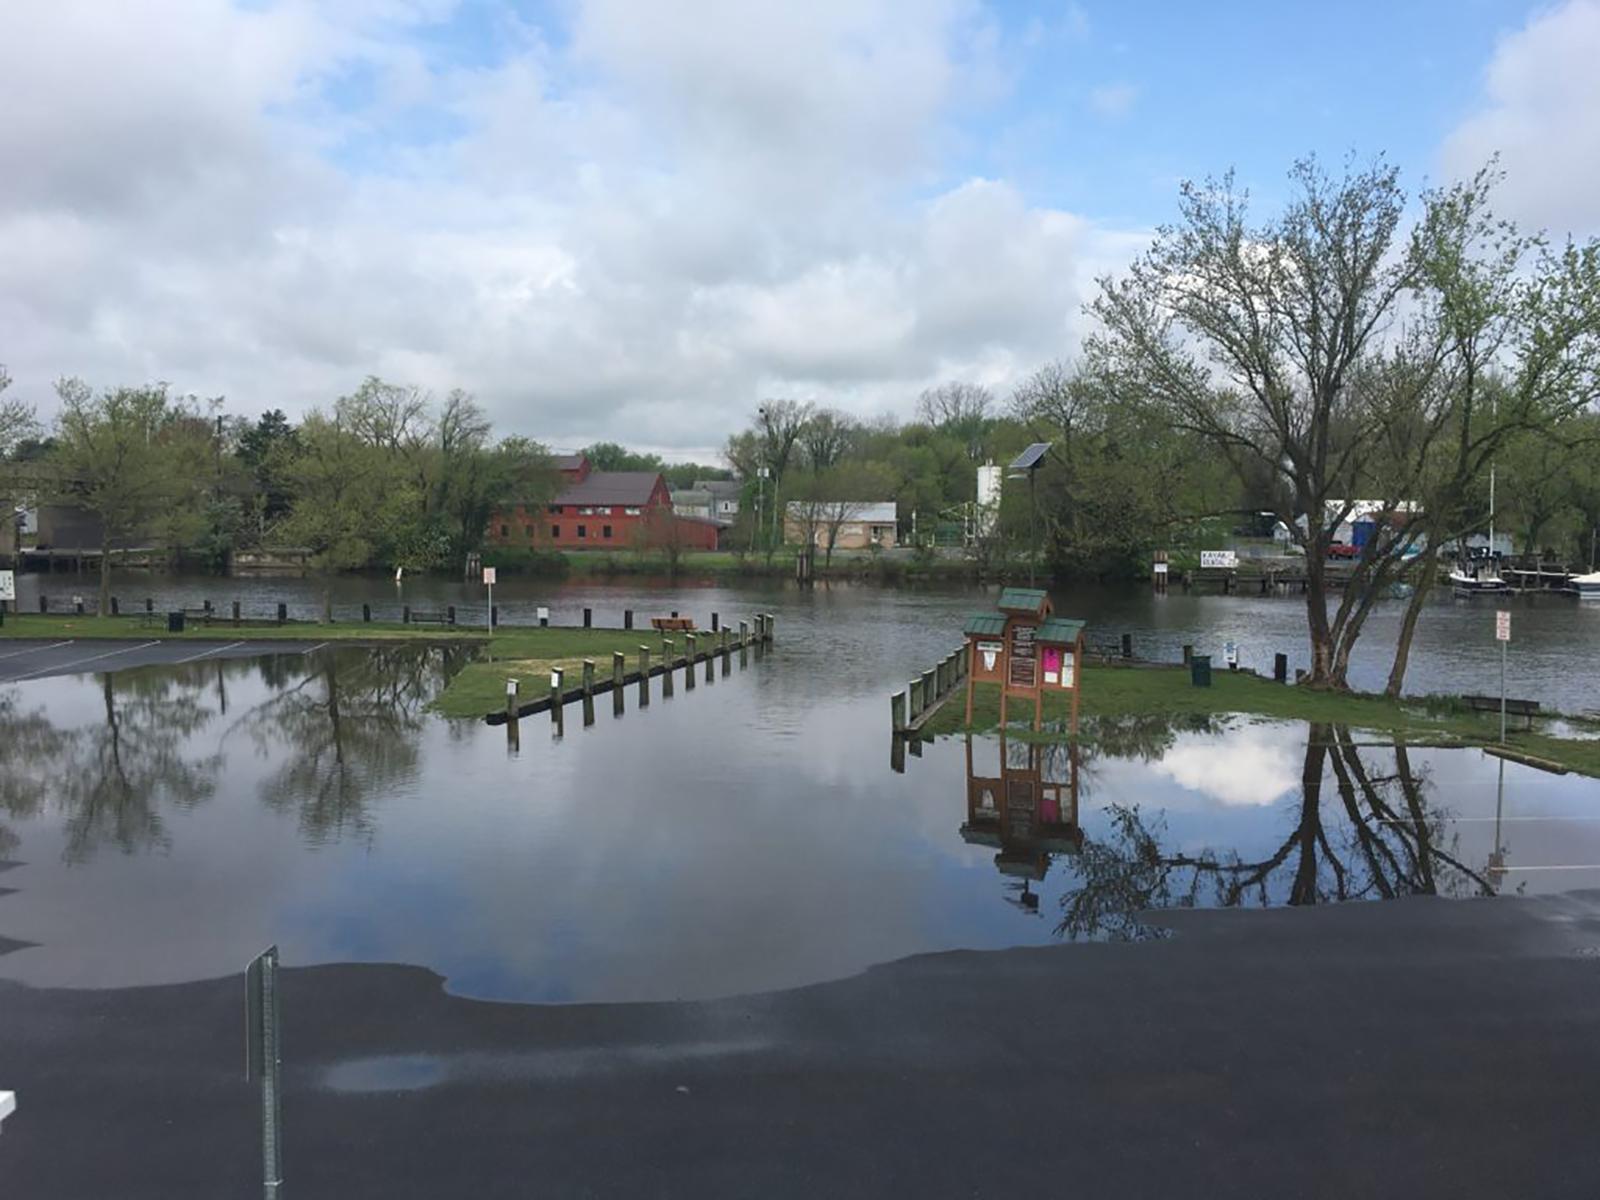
[481,546,571,577]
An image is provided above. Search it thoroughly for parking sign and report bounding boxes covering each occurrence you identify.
[0,570,14,602]
[1495,610,1511,642]
[482,567,497,586]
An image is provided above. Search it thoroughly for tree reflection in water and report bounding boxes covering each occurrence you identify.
[235,644,465,845]
[1058,722,1497,941]
[0,644,464,862]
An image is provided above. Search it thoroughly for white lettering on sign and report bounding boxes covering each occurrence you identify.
[482,566,497,585]
[1200,550,1238,569]
[1153,562,1169,575]
[0,570,14,602]
[1496,610,1511,642]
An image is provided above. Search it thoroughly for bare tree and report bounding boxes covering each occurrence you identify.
[917,381,992,460]
[800,408,855,474]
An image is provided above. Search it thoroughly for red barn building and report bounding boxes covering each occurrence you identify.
[487,454,720,551]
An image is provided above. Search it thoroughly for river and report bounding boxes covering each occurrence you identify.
[1,571,1597,1003]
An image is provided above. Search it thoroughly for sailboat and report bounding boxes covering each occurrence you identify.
[1450,456,1509,596]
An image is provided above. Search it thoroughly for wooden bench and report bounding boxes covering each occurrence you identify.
[407,609,452,626]
[651,616,696,632]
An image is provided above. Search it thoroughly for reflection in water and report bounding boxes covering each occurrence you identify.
[961,736,1082,913]
[232,645,465,845]
[0,646,461,861]
[1057,722,1497,940]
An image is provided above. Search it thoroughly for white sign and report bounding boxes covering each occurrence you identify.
[1496,610,1511,642]
[536,605,550,622]
[482,566,497,585]
[978,640,1002,672]
[1224,641,1238,667]
[1200,550,1238,569]
[0,570,14,602]
[1060,653,1075,688]
[1153,562,1169,576]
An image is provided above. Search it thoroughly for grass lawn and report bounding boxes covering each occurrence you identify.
[0,612,715,720]
[0,613,489,642]
[433,626,691,718]
[922,665,1600,778]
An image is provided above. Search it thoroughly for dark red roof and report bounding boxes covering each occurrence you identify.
[554,471,663,506]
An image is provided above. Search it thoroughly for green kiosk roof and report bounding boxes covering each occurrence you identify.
[964,613,1007,636]
[1037,617,1086,644]
[996,587,1050,616]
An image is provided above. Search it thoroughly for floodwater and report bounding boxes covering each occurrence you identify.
[1,575,1598,1003]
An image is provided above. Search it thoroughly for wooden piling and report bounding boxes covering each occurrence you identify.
[1121,633,1132,658]
[146,597,154,614]
[582,659,595,698]
[447,605,456,626]
[685,635,696,689]
[1274,652,1288,683]
[891,690,906,733]
[403,605,411,625]
[712,612,719,631]
[1182,643,1193,665]
[277,602,287,626]
[549,667,563,718]
[624,609,633,630]
[505,677,519,721]
[584,607,592,628]
[234,600,242,626]
[613,651,625,688]
[639,645,651,706]
[110,597,120,616]
[362,602,370,623]
[922,669,935,706]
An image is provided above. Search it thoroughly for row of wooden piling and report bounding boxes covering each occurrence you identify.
[492,613,775,725]
[890,645,967,734]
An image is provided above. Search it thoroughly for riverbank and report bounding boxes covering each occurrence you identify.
[3,891,1597,1198]
[0,612,749,720]
[922,667,1600,778]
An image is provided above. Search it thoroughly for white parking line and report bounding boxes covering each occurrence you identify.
[0,640,73,662]
[173,640,245,665]
[5,641,162,682]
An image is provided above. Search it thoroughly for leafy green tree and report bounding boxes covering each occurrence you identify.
[51,379,198,612]
[582,441,664,472]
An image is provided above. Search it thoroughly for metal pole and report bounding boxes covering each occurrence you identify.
[1028,470,1037,588]
[1500,636,1507,744]
[246,946,284,1199]
[487,581,493,633]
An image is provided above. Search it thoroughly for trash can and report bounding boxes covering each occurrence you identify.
[1190,653,1212,688]
[167,610,186,633]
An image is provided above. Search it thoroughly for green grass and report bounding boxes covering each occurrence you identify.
[432,626,688,718]
[0,613,489,642]
[922,665,1600,778]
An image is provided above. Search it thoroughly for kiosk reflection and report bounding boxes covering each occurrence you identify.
[961,735,1083,911]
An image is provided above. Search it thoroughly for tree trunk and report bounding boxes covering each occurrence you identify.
[1384,559,1436,698]
[1302,558,1337,687]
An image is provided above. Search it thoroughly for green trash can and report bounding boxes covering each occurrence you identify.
[167,610,186,633]
[1190,653,1212,688]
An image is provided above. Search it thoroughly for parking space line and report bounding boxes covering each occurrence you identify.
[173,640,246,665]
[6,641,162,682]
[0,640,74,662]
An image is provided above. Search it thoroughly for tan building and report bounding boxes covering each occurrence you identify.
[785,501,898,551]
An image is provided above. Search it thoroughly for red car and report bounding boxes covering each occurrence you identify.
[1327,541,1359,559]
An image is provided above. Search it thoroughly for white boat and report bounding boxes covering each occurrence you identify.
[1450,563,1510,595]
[1566,570,1600,598]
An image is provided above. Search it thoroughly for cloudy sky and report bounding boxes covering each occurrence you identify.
[3,0,1598,459]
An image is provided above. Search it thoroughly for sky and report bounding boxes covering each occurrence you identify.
[3,0,1600,460]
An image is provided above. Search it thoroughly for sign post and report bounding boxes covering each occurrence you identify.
[482,566,497,631]
[245,946,284,1198]
[1495,609,1511,743]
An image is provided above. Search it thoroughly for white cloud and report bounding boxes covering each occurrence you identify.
[1440,0,1600,236]
[1150,726,1301,808]
[1088,82,1139,119]
[0,0,1134,457]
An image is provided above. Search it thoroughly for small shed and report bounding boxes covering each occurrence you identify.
[963,587,1086,731]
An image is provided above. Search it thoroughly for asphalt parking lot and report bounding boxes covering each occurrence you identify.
[0,638,330,683]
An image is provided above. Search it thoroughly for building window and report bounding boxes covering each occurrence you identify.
[603,524,612,539]
[499,524,508,538]
[578,506,595,515]
[624,506,641,515]
[577,524,587,539]
[596,506,612,515]
[548,505,562,515]
[551,525,560,538]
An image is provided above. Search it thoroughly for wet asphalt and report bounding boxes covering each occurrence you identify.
[2,891,1598,1198]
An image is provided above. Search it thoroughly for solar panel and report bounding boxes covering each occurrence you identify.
[1009,442,1050,471]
